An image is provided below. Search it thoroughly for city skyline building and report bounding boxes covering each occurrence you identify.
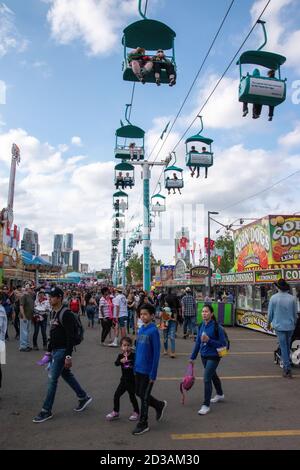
[64,233,73,252]
[73,250,80,271]
[21,228,40,256]
[80,263,89,273]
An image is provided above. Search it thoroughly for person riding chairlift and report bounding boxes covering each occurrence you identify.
[243,69,275,121]
[127,47,153,84]
[116,172,125,190]
[153,49,176,87]
[124,172,133,189]
[129,142,142,161]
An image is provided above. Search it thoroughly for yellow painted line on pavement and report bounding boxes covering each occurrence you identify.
[158,374,300,381]
[173,352,272,356]
[228,339,275,341]
[171,430,300,440]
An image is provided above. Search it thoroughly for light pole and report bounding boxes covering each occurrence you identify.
[207,211,219,296]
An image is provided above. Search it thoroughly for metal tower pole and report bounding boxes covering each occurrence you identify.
[124,157,169,292]
[143,162,151,292]
[122,237,126,288]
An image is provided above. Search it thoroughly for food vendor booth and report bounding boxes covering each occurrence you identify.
[215,215,300,335]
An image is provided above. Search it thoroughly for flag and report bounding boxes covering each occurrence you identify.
[160,121,170,140]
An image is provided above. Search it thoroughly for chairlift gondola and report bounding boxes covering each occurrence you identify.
[164,152,184,194]
[114,162,135,190]
[237,20,287,113]
[185,116,213,178]
[115,104,145,160]
[113,191,128,211]
[122,0,176,85]
[151,182,166,214]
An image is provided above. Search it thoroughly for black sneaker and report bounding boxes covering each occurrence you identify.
[33,410,53,423]
[74,396,93,412]
[156,400,167,421]
[132,422,150,435]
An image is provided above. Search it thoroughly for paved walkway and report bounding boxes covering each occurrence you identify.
[1,320,300,450]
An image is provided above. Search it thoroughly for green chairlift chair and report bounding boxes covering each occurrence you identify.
[114,162,135,190]
[122,0,176,84]
[237,20,287,108]
[185,116,214,177]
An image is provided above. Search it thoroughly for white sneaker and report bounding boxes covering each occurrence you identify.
[210,394,225,404]
[108,340,118,347]
[198,405,210,415]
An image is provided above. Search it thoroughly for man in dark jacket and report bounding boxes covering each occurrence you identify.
[33,287,92,423]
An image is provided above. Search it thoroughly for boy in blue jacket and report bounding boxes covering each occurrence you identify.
[190,304,227,415]
[133,303,167,435]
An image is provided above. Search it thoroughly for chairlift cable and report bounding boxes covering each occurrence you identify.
[220,169,300,211]
[151,0,272,196]
[148,0,235,163]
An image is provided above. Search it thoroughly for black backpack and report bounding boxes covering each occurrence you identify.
[58,307,84,346]
[214,321,230,350]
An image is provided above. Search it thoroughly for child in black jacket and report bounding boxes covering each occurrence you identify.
[106,336,139,421]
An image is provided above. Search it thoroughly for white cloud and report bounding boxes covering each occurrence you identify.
[0,3,28,57]
[278,121,300,148]
[71,136,82,147]
[46,0,137,56]
[0,128,115,269]
[1,123,299,270]
[251,0,300,73]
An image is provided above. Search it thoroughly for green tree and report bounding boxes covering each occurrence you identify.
[126,254,143,284]
[126,253,162,284]
[211,234,234,273]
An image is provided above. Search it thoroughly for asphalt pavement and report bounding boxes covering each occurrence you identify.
[1,318,300,450]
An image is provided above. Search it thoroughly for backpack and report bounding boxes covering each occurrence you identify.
[58,307,84,346]
[180,363,195,404]
[70,298,80,313]
[214,321,230,350]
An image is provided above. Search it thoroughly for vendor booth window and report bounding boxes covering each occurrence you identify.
[237,286,253,310]
[254,286,262,311]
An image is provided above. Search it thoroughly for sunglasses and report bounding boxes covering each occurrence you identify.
[157,50,164,53]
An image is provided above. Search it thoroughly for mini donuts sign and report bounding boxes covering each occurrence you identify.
[270,215,300,267]
[234,215,300,271]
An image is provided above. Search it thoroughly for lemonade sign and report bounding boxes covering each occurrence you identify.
[234,215,300,271]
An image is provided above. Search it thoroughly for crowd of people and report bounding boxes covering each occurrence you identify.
[0,278,298,436]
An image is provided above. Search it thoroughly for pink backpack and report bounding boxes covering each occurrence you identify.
[180,363,195,404]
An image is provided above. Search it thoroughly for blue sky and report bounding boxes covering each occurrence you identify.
[0,0,300,269]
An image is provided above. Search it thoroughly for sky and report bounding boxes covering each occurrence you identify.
[0,0,299,270]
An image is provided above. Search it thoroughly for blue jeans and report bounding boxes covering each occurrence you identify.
[33,318,48,347]
[42,349,87,412]
[163,320,176,353]
[201,357,223,406]
[183,316,197,336]
[275,330,294,372]
[19,319,32,349]
[127,309,135,333]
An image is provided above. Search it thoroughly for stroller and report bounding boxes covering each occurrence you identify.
[274,314,300,368]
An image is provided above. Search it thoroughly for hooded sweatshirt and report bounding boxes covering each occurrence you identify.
[134,322,160,381]
[191,320,226,360]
